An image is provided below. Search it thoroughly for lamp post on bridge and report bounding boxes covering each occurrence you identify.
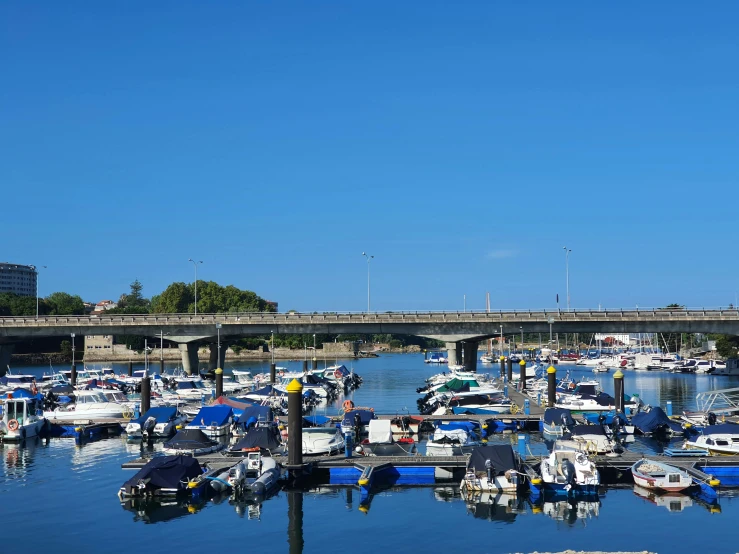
[216,323,222,369]
[188,259,203,315]
[499,325,503,357]
[32,265,46,319]
[362,252,374,313]
[563,246,571,312]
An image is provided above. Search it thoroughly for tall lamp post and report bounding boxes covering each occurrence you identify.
[216,323,222,368]
[499,325,503,357]
[71,333,75,368]
[32,265,47,319]
[188,259,203,315]
[520,326,524,357]
[563,247,571,312]
[362,252,374,313]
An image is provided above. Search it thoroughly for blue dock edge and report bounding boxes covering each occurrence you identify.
[329,465,435,486]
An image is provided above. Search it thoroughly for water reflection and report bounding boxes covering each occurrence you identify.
[1,435,45,480]
[537,497,601,526]
[120,496,196,523]
[461,490,525,522]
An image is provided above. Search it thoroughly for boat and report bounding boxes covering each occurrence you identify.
[538,445,600,495]
[460,445,523,493]
[684,423,739,455]
[163,428,225,456]
[425,421,483,456]
[558,424,618,455]
[231,370,254,385]
[541,408,575,436]
[425,353,448,364]
[631,407,685,437]
[43,390,130,420]
[389,414,424,435]
[0,395,47,441]
[118,455,203,497]
[448,393,513,415]
[185,405,234,438]
[631,458,693,492]
[125,406,187,440]
[301,426,345,455]
[357,420,416,456]
[228,426,284,455]
[340,408,377,437]
[247,454,282,496]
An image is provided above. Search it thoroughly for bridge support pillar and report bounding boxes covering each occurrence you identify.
[0,344,14,377]
[179,343,200,376]
[208,344,218,371]
[462,343,477,372]
[446,342,460,366]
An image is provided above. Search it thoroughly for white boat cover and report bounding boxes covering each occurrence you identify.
[368,420,392,444]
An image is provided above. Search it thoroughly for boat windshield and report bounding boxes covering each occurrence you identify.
[79,392,108,403]
[5,400,28,422]
[105,392,127,402]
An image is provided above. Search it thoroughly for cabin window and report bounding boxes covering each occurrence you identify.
[706,439,714,445]
[669,474,681,483]
[669,501,682,511]
[716,440,729,446]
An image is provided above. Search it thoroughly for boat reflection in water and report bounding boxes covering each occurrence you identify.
[633,484,721,513]
[120,496,198,524]
[461,489,526,522]
[535,497,601,525]
[2,435,45,477]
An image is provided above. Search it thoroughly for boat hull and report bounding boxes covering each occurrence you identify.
[1,419,46,441]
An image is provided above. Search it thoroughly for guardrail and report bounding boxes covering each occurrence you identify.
[0,308,738,326]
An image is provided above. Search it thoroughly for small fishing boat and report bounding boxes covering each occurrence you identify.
[460,445,523,493]
[125,406,187,440]
[357,420,416,456]
[538,445,600,495]
[118,455,203,497]
[631,458,693,492]
[0,395,47,441]
[163,429,225,456]
[302,427,345,455]
[390,414,424,435]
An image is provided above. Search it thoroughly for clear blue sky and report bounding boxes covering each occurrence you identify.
[2,2,738,312]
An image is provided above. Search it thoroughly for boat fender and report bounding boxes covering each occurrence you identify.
[709,478,721,487]
[343,400,354,411]
[7,419,19,432]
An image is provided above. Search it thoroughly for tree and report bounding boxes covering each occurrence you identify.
[60,340,72,356]
[45,292,85,315]
[716,335,739,359]
[116,279,150,313]
[151,281,276,314]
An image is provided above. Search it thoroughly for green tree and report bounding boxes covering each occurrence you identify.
[45,292,85,315]
[115,279,150,313]
[60,340,72,356]
[152,281,276,314]
[715,335,739,358]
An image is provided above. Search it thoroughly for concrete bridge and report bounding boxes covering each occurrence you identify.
[1,309,737,375]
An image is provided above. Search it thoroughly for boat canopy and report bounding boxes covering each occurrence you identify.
[467,445,518,474]
[249,385,279,397]
[436,421,480,433]
[213,396,253,412]
[702,423,739,435]
[368,420,393,444]
[164,429,217,450]
[437,379,476,393]
[543,408,575,426]
[341,409,376,426]
[189,405,233,427]
[131,406,177,426]
[303,415,332,427]
[237,405,273,427]
[631,407,683,434]
[569,424,607,437]
[121,455,202,496]
[230,427,282,452]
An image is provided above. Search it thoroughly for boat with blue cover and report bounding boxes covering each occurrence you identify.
[185,405,234,438]
[685,422,739,455]
[632,406,685,437]
[541,408,575,436]
[163,428,225,456]
[425,421,483,456]
[118,455,203,497]
[125,406,187,440]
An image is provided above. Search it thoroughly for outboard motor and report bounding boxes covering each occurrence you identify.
[142,416,157,438]
[561,413,570,434]
[561,458,576,491]
[708,412,717,426]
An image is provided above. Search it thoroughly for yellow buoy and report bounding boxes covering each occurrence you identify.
[710,505,721,514]
[481,423,489,429]
[187,480,199,489]
[532,506,542,514]
[358,478,370,486]
[187,505,197,514]
[74,427,83,433]
[531,477,542,486]
[709,478,721,487]
[684,422,692,428]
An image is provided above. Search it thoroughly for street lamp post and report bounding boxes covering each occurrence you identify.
[32,265,47,319]
[563,247,571,312]
[499,325,503,357]
[71,333,75,367]
[271,330,275,365]
[216,323,222,368]
[362,252,374,313]
[188,259,203,315]
[520,326,524,357]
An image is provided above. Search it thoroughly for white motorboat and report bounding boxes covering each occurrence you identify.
[171,377,212,401]
[684,423,739,455]
[425,425,482,456]
[185,405,234,438]
[631,458,693,493]
[538,444,600,495]
[231,370,254,385]
[301,427,345,455]
[460,445,523,493]
[0,396,47,441]
[558,425,617,455]
[43,390,131,420]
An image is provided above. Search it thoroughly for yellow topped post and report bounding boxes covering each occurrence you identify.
[614,369,625,413]
[519,359,527,391]
[547,365,557,407]
[215,367,223,398]
[287,378,304,468]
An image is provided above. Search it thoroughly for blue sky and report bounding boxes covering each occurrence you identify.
[2,2,738,312]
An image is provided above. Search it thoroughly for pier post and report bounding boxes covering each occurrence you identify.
[507,358,513,382]
[345,433,352,458]
[128,361,133,377]
[287,379,303,468]
[159,359,164,375]
[303,360,308,372]
[547,366,556,407]
[0,344,14,377]
[141,375,151,415]
[71,364,77,387]
[614,370,624,413]
[208,344,218,371]
[270,363,277,384]
[312,358,317,370]
[499,357,505,378]
[666,400,673,417]
[215,368,223,398]
[519,360,527,391]
[518,434,527,458]
[287,490,304,554]
[462,343,478,372]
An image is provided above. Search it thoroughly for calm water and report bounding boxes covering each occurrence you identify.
[4,354,739,553]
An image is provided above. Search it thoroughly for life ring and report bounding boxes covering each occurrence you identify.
[334,369,342,379]
[278,371,285,377]
[343,400,355,411]
[7,419,19,431]
[620,359,627,367]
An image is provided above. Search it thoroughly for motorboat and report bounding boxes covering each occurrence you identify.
[460,445,523,493]
[631,458,693,492]
[163,428,225,455]
[125,406,187,440]
[118,455,203,497]
[425,353,448,364]
[582,411,635,436]
[0,374,42,393]
[538,445,600,495]
[448,393,512,415]
[0,395,47,441]
[541,408,575,437]
[43,390,130,420]
[555,381,641,413]
[684,423,739,455]
[171,377,211,401]
[425,421,483,456]
[341,408,377,437]
[231,370,254,385]
[558,424,618,455]
[390,414,424,435]
[357,420,416,456]
[228,426,284,455]
[301,426,345,455]
[632,407,685,437]
[185,405,234,438]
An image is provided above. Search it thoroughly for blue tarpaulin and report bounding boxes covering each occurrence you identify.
[189,405,233,427]
[131,406,177,426]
